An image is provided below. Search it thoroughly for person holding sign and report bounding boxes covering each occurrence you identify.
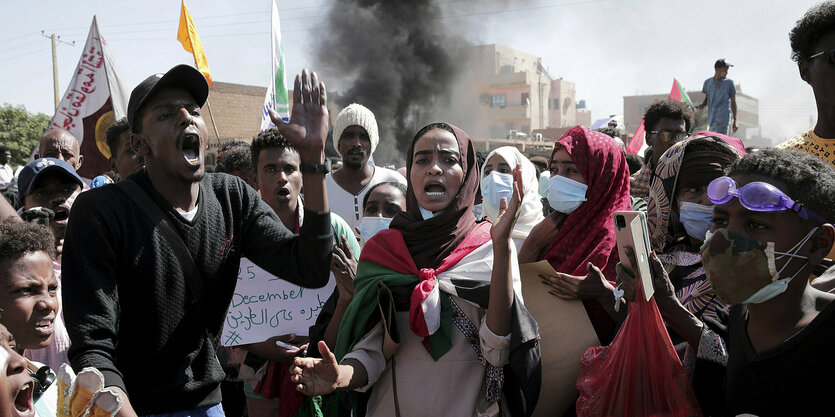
[519,126,632,345]
[61,66,334,417]
[238,127,360,417]
[290,122,540,416]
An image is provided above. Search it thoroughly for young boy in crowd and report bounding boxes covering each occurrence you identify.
[0,219,61,416]
[619,149,835,415]
[104,118,143,182]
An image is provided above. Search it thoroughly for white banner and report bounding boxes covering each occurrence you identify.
[47,16,129,177]
[219,258,336,346]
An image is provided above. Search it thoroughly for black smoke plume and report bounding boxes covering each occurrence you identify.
[315,0,462,166]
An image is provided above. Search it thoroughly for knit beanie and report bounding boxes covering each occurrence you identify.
[333,103,379,156]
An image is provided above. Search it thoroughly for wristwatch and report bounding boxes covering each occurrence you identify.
[300,159,331,174]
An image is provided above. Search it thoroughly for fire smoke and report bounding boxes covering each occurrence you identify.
[315,0,463,166]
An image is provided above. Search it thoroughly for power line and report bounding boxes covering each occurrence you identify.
[1,46,51,61]
[0,31,41,45]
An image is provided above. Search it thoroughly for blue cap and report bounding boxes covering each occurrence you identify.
[18,158,84,197]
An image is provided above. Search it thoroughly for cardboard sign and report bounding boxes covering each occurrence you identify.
[220,258,335,346]
[520,261,600,417]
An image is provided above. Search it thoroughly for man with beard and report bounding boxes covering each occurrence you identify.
[325,103,405,230]
[61,65,333,417]
[697,59,738,135]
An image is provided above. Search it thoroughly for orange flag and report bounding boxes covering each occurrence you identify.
[177,0,212,86]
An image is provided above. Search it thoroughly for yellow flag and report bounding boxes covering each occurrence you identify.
[177,0,213,87]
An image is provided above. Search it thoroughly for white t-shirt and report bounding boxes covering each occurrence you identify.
[0,164,13,191]
[325,166,406,230]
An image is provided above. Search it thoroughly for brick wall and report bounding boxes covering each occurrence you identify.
[201,81,267,146]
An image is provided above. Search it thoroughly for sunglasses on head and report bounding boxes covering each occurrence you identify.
[707,176,827,224]
[809,48,835,65]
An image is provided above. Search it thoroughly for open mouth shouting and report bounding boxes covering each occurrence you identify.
[178,129,202,166]
[276,187,292,201]
[52,205,69,226]
[32,316,55,339]
[12,379,34,417]
[423,180,447,200]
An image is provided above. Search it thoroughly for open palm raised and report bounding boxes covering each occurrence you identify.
[269,69,329,158]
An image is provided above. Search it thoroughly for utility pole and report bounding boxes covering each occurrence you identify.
[41,31,75,110]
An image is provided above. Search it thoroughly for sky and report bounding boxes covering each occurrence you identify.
[0,0,824,143]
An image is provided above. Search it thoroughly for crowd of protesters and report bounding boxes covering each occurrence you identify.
[0,2,834,417]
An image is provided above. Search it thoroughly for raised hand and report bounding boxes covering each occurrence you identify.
[269,69,328,160]
[331,235,357,302]
[490,164,524,243]
[292,341,341,396]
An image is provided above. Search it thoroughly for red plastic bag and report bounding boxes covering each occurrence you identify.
[575,280,702,417]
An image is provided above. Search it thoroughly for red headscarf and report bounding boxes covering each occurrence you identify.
[390,123,482,269]
[541,126,632,280]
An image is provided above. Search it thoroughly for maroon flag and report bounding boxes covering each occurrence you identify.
[48,16,129,179]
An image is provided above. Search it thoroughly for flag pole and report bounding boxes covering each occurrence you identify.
[205,98,221,145]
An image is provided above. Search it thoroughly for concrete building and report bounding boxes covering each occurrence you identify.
[442,44,590,143]
[623,87,760,143]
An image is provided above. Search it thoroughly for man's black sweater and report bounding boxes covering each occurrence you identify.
[62,171,333,414]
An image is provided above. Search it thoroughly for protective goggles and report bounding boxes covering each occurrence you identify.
[707,176,828,224]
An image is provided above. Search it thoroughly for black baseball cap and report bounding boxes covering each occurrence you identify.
[18,158,84,197]
[714,59,733,68]
[127,64,209,131]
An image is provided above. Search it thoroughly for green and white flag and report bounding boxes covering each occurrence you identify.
[260,0,289,130]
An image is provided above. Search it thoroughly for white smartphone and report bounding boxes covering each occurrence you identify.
[613,211,654,301]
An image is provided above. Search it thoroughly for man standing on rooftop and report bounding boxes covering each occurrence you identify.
[697,59,738,135]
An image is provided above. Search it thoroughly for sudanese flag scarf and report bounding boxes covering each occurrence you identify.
[335,123,486,361]
[333,123,540,416]
[540,126,632,343]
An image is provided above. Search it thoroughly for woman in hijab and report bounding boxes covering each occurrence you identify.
[480,146,545,251]
[644,135,741,323]
[291,123,539,417]
[519,126,632,344]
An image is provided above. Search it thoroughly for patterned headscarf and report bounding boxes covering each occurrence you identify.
[540,126,632,280]
[646,135,742,252]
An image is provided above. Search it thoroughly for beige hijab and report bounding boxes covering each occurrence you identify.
[480,146,544,242]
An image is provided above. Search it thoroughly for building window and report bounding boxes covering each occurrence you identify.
[521,92,529,106]
[479,93,490,105]
[500,64,514,74]
[491,95,506,108]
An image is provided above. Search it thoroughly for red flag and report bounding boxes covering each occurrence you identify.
[47,16,129,179]
[668,78,695,109]
[626,120,646,155]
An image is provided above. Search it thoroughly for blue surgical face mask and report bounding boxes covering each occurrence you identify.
[480,171,514,221]
[357,216,393,242]
[679,201,714,241]
[538,171,550,197]
[742,227,818,304]
[546,175,587,214]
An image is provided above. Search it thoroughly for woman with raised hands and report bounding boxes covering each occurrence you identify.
[291,122,540,417]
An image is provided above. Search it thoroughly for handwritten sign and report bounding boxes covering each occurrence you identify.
[220,258,335,346]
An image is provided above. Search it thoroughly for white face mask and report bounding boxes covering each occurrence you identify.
[546,175,587,214]
[679,201,714,241]
[356,216,393,242]
[480,171,514,221]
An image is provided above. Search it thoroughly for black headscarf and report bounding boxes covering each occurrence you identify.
[390,122,482,269]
